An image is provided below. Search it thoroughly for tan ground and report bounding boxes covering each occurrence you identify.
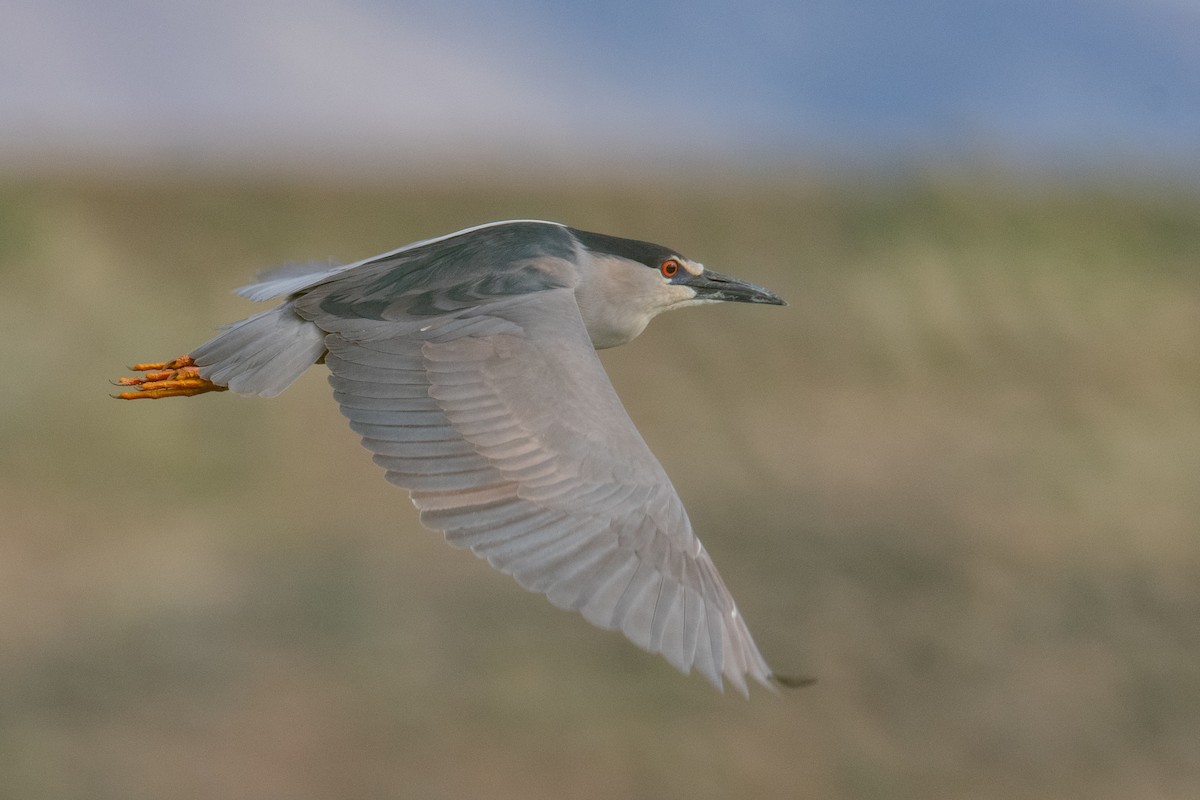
[1,171,1197,799]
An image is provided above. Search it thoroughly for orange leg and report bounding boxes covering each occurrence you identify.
[113,355,228,400]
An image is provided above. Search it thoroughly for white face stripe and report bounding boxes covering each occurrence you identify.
[680,258,704,277]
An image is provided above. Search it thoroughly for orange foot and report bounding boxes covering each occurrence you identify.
[113,355,228,400]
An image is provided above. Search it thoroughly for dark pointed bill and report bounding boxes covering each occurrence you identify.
[684,269,786,305]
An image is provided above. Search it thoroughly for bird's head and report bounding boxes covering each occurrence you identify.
[567,227,785,348]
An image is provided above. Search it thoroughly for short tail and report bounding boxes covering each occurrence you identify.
[190,301,326,397]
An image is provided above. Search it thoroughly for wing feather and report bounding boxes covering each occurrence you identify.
[289,273,774,693]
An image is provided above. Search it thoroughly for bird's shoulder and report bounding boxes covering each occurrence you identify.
[295,221,582,321]
[237,220,578,305]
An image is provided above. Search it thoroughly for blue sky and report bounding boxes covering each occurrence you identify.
[2,0,1198,176]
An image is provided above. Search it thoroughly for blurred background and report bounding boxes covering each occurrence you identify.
[2,2,1198,798]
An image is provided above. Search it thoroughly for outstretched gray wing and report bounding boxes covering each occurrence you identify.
[293,258,773,693]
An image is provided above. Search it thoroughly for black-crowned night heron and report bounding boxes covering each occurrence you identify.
[117,220,805,695]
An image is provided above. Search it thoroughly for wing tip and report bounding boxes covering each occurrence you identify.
[769,672,818,690]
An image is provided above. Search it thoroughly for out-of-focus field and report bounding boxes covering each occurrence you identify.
[0,172,1197,800]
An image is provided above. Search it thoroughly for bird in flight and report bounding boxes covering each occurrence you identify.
[116,220,806,695]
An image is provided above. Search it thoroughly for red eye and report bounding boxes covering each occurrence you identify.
[661,258,680,278]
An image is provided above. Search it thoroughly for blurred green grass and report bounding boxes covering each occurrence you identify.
[1,171,1198,800]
